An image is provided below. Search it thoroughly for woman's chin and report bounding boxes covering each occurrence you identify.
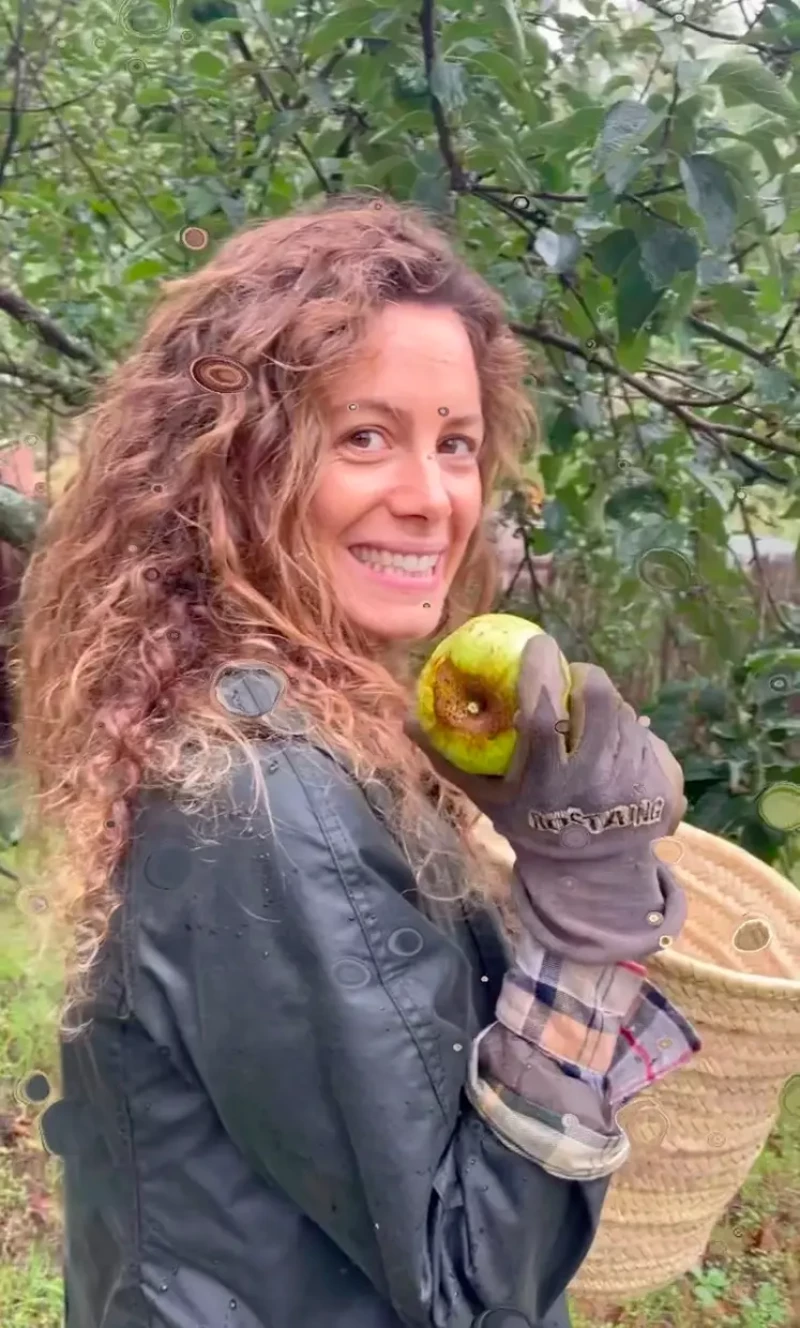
[345,601,445,645]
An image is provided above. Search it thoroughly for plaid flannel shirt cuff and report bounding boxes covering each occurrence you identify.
[466,934,701,1182]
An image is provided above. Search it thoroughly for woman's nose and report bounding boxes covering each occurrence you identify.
[388,450,452,520]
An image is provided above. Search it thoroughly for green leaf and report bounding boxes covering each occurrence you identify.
[498,0,527,62]
[122,258,169,283]
[548,407,579,453]
[430,58,468,112]
[679,155,739,251]
[743,126,784,179]
[151,192,183,218]
[532,106,606,154]
[597,100,659,161]
[616,250,663,340]
[135,86,173,107]
[606,484,671,521]
[593,227,638,277]
[190,1,238,21]
[303,4,382,62]
[754,366,797,404]
[617,327,652,373]
[709,59,800,120]
[182,183,221,220]
[534,228,582,273]
[190,51,226,79]
[640,222,700,289]
[595,101,662,194]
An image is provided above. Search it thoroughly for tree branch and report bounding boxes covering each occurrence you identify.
[687,314,798,380]
[0,0,26,189]
[511,321,800,459]
[768,298,800,358]
[475,183,684,205]
[642,0,799,55]
[0,357,89,405]
[736,492,800,637]
[0,287,98,365]
[230,30,332,192]
[419,0,467,190]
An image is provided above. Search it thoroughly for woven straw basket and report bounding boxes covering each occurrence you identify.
[470,816,800,1302]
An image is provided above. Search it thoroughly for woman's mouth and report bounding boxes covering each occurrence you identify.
[348,544,445,589]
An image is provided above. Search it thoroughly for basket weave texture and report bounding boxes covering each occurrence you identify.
[471,817,800,1301]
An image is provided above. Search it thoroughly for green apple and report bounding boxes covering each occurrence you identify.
[415,613,568,776]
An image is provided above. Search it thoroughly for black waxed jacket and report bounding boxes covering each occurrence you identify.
[46,685,609,1328]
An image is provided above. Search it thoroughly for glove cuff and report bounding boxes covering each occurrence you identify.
[510,858,687,965]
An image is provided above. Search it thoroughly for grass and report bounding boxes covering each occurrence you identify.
[1,839,799,1328]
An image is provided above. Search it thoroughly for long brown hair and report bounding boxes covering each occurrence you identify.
[13,194,536,1031]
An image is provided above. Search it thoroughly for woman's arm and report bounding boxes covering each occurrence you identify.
[126,741,608,1328]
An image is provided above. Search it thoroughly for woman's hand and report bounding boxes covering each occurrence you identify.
[407,634,688,964]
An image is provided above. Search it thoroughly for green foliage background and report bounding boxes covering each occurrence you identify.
[1,0,800,872]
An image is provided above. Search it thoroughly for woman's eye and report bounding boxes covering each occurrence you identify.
[346,430,385,452]
[439,436,478,456]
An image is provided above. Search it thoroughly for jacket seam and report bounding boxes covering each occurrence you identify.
[119,844,155,1328]
[282,748,453,1125]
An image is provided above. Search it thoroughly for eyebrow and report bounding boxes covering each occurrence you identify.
[335,397,483,428]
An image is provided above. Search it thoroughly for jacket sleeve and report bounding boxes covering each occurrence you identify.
[127,741,609,1328]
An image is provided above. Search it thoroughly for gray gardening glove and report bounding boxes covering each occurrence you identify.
[407,634,688,965]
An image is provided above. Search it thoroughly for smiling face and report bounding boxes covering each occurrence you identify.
[308,302,486,643]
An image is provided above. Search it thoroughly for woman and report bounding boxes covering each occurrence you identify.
[15,195,698,1328]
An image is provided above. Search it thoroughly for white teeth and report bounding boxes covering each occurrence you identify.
[351,546,441,575]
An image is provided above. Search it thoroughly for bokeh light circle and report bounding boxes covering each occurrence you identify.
[179,225,209,252]
[732,918,772,953]
[757,782,800,832]
[651,837,685,866]
[118,0,175,41]
[560,824,590,850]
[189,355,252,394]
[16,1071,52,1105]
[17,888,48,916]
[781,1075,800,1118]
[622,1101,670,1147]
[638,548,695,591]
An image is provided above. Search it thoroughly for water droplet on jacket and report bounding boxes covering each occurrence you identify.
[332,959,371,988]
[229,1298,237,1309]
[263,950,269,957]
[159,1283,168,1292]
[453,1043,463,1052]
[481,975,488,982]
[268,760,279,773]
[388,927,424,957]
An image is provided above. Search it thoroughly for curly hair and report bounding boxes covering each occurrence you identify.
[13,193,536,1033]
